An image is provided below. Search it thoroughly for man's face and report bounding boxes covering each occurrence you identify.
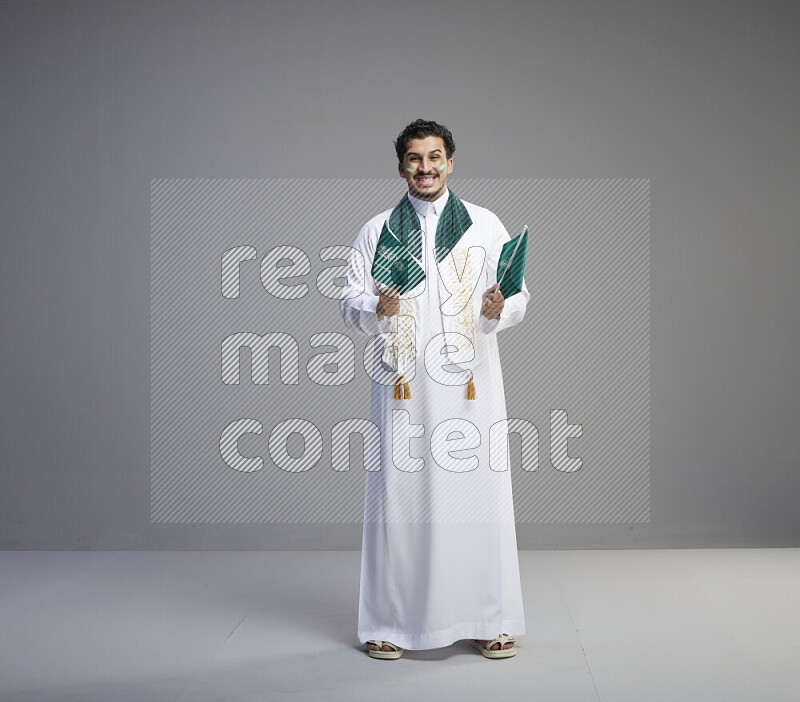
[397,135,453,201]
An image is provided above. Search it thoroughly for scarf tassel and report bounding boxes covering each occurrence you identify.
[394,375,411,400]
[467,372,476,400]
[394,374,474,399]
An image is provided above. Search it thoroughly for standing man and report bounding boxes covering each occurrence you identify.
[339,119,529,659]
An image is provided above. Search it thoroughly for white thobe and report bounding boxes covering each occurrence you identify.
[339,188,529,650]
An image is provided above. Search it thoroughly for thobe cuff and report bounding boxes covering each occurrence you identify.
[478,286,529,336]
[478,311,501,335]
[366,294,393,336]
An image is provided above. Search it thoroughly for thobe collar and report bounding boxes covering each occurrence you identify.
[407,187,450,218]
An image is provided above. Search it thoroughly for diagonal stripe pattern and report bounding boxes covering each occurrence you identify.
[151,178,650,523]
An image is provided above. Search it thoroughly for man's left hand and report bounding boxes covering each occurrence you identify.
[481,282,504,320]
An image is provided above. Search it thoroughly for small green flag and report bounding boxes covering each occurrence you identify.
[371,219,425,295]
[497,225,528,299]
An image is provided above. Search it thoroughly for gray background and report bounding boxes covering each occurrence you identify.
[1,0,798,549]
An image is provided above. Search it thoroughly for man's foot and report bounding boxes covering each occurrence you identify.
[367,641,397,652]
[475,633,515,650]
[470,633,516,658]
[365,640,404,659]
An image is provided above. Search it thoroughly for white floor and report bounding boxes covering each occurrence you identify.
[0,548,797,701]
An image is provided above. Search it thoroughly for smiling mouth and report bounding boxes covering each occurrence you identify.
[415,175,437,186]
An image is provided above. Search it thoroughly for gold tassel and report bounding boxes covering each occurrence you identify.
[466,372,476,400]
[395,375,411,400]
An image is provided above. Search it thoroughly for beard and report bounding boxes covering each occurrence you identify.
[408,173,445,200]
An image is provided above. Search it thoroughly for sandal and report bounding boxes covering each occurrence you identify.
[366,640,404,659]
[470,633,516,659]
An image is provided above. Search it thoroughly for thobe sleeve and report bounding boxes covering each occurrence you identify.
[477,214,531,335]
[338,222,394,337]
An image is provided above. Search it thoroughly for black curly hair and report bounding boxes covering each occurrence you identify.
[394,119,456,163]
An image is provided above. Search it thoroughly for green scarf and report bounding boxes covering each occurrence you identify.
[371,188,473,294]
[371,189,483,400]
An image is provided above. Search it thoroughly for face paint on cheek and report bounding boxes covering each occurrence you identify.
[437,162,447,173]
[405,166,415,175]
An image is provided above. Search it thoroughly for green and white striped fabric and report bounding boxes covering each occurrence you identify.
[371,189,473,295]
[497,225,528,299]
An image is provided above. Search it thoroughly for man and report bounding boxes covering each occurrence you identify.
[339,119,529,659]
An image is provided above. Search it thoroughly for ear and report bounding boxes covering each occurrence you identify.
[397,162,406,178]
[446,157,454,174]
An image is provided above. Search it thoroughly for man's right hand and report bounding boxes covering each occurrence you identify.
[376,286,401,320]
